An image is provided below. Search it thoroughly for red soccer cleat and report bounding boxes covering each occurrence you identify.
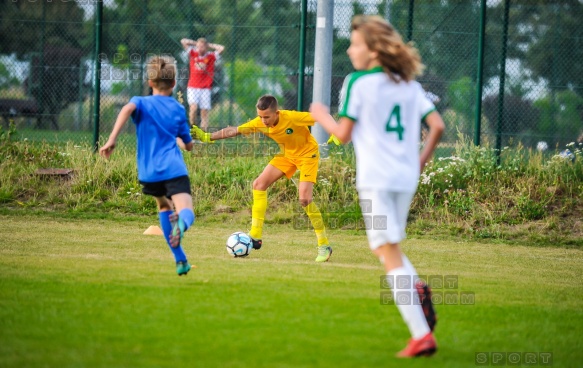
[396,332,437,358]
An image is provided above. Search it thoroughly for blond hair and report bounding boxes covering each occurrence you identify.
[146,55,176,90]
[351,15,424,82]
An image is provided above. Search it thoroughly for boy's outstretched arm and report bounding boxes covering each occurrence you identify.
[210,126,240,141]
[190,125,241,143]
[99,102,136,159]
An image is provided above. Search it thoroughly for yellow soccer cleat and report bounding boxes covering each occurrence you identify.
[315,245,333,262]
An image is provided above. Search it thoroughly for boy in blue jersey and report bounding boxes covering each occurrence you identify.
[100,55,196,276]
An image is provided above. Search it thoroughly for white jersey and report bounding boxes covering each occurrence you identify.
[339,66,435,192]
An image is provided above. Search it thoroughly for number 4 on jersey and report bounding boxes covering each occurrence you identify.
[385,105,404,141]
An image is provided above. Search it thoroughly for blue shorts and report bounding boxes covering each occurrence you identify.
[140,175,191,198]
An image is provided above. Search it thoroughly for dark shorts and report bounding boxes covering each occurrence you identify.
[140,175,191,198]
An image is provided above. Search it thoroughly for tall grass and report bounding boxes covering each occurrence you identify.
[412,136,582,245]
[0,124,581,246]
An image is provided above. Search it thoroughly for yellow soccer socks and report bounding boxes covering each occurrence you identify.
[249,191,329,251]
[304,201,329,246]
[249,189,267,240]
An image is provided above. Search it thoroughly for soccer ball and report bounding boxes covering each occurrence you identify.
[226,232,253,258]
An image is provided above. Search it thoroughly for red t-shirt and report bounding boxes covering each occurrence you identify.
[187,49,217,89]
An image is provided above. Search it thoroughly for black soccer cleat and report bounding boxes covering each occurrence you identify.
[250,237,262,250]
[416,281,437,332]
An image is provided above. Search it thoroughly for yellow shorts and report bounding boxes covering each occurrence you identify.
[269,154,319,183]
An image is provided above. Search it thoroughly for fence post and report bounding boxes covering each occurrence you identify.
[139,0,148,96]
[312,0,334,155]
[297,0,308,111]
[474,0,487,146]
[76,58,84,131]
[550,4,559,144]
[496,0,510,157]
[228,0,237,126]
[92,0,103,152]
[39,1,46,122]
[407,0,415,42]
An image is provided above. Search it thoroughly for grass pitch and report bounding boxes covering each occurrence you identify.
[0,214,581,367]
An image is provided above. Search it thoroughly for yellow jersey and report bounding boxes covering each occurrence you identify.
[237,110,319,158]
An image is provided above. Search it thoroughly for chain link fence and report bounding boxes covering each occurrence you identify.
[1,0,581,151]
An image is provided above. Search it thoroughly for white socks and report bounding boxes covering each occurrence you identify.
[387,255,431,340]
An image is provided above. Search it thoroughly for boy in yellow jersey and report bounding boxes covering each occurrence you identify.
[192,95,332,262]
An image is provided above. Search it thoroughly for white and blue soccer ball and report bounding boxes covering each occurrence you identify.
[226,232,253,258]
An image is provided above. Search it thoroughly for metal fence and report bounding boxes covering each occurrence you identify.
[1,0,581,151]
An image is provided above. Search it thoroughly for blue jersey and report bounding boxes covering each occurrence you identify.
[130,95,193,182]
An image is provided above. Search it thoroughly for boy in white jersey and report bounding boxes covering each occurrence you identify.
[310,15,445,357]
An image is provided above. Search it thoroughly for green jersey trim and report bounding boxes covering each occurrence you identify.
[421,107,437,122]
[339,66,384,122]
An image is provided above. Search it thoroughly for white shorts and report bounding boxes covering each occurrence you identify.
[358,189,415,250]
[187,88,211,110]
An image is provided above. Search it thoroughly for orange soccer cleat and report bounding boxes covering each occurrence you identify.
[396,332,437,358]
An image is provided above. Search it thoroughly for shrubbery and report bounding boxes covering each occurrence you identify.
[0,126,581,246]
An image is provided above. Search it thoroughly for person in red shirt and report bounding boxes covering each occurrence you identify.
[181,37,225,130]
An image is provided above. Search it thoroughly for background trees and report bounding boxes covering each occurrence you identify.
[0,0,579,145]
[0,1,88,129]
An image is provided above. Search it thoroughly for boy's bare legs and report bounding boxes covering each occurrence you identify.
[373,243,403,273]
[170,193,194,214]
[168,193,195,247]
[299,182,331,262]
[374,243,436,357]
[168,193,195,275]
[200,109,209,130]
[249,165,285,249]
[155,195,192,275]
[189,103,198,127]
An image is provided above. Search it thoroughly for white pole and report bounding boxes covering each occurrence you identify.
[311,0,334,156]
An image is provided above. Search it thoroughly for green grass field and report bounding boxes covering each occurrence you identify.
[0,214,581,367]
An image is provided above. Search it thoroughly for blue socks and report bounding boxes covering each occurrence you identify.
[179,208,195,230]
[159,210,187,263]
